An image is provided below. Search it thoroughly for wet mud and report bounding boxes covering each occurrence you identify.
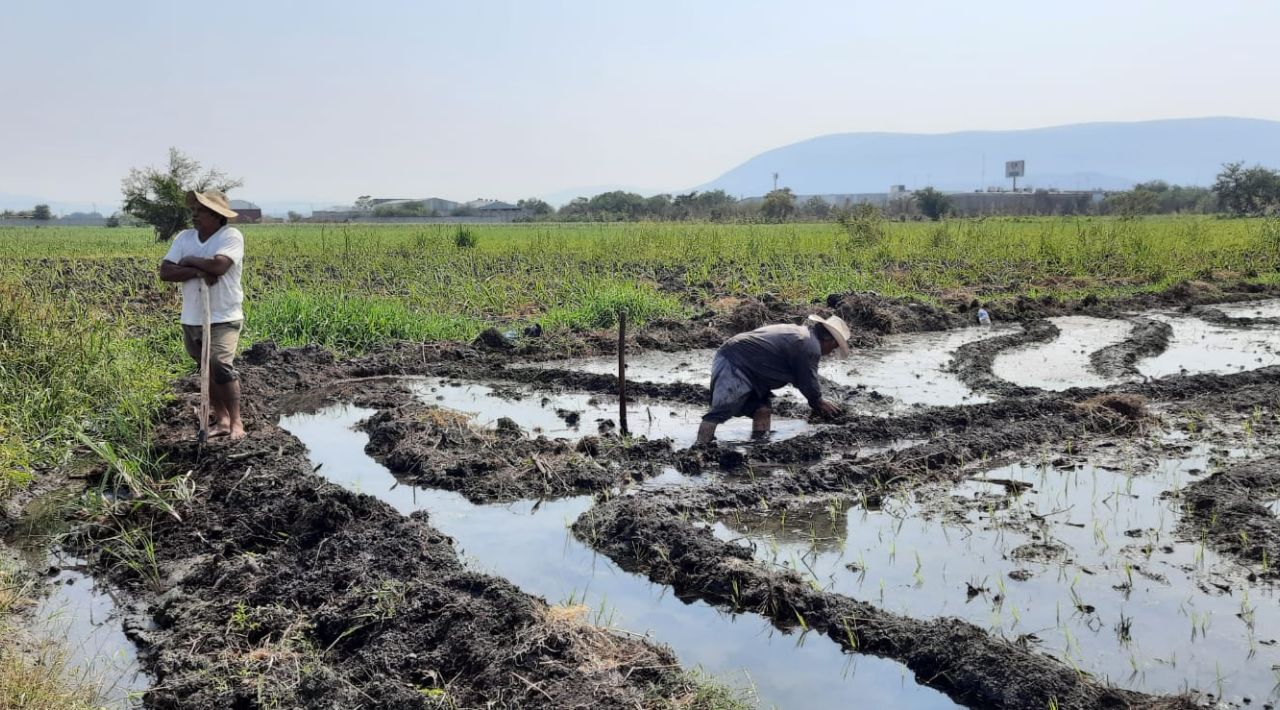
[68,416,719,708]
[950,320,1059,398]
[1090,317,1173,379]
[1179,456,1280,577]
[572,494,1195,710]
[27,284,1280,709]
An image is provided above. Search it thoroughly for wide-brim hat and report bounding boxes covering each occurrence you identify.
[186,190,238,219]
[806,314,852,358]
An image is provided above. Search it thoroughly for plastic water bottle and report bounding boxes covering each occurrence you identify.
[977,308,991,325]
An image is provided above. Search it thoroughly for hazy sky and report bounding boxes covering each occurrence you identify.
[4,0,1279,207]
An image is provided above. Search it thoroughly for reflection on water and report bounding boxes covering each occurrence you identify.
[992,316,1132,390]
[407,378,812,448]
[280,404,958,710]
[714,444,1280,704]
[1138,314,1280,378]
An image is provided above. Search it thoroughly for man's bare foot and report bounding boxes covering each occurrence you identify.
[208,422,231,438]
[229,423,247,441]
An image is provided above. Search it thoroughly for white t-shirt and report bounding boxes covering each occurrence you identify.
[163,226,245,325]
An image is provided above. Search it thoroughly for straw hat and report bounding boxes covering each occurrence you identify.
[186,190,238,219]
[806,314,852,357]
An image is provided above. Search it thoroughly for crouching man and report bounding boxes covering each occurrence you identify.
[696,315,851,444]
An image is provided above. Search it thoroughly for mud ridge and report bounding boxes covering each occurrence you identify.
[950,320,1059,398]
[360,400,678,503]
[1090,316,1173,379]
[71,413,715,708]
[572,495,1194,710]
[1188,305,1280,328]
[1177,456,1280,578]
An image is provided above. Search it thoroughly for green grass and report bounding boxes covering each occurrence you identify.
[0,215,1277,491]
[0,216,1276,707]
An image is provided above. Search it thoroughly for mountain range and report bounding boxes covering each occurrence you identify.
[8,118,1280,215]
[696,117,1280,197]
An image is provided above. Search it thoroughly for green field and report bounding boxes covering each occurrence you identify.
[2,216,1279,485]
[1,216,1279,704]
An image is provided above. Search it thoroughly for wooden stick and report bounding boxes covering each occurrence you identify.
[199,279,212,445]
[618,310,628,435]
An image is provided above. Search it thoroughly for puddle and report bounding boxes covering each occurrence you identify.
[280,404,959,710]
[31,558,147,707]
[712,445,1280,703]
[534,350,716,385]
[1214,299,1280,319]
[3,495,148,708]
[991,316,1132,390]
[825,326,1014,409]
[1137,314,1280,378]
[534,326,1013,411]
[407,378,812,448]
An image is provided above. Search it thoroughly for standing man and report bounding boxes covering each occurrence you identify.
[697,315,851,445]
[159,190,247,440]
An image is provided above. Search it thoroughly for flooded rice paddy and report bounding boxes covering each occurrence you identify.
[280,405,958,710]
[1139,314,1280,378]
[992,316,1132,390]
[710,443,1280,703]
[407,377,813,446]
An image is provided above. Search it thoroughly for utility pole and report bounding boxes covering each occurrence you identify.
[772,172,779,192]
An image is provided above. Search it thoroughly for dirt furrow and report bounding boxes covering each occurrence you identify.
[571,495,1195,710]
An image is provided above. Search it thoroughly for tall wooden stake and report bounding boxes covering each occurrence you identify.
[618,311,628,435]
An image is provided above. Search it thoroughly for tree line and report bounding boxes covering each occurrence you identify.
[36,149,1280,241]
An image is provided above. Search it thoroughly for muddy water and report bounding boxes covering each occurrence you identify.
[30,559,148,707]
[534,325,1013,410]
[1138,314,1280,378]
[534,350,716,385]
[5,496,149,708]
[827,326,1014,408]
[1214,299,1280,319]
[991,316,1132,390]
[712,445,1280,704]
[407,378,812,446]
[280,405,958,710]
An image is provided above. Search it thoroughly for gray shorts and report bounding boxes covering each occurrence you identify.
[703,354,769,424]
[182,320,242,384]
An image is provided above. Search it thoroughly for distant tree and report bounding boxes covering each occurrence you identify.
[644,193,672,219]
[516,197,553,216]
[761,188,796,221]
[558,197,590,219]
[913,187,952,221]
[1105,188,1160,216]
[803,196,831,219]
[353,195,374,212]
[121,148,242,241]
[287,210,303,222]
[105,214,121,228]
[587,191,647,220]
[32,204,51,220]
[1213,162,1280,215]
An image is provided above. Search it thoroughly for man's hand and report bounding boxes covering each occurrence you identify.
[202,272,219,286]
[814,399,842,418]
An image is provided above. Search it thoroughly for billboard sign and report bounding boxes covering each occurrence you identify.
[1005,160,1025,178]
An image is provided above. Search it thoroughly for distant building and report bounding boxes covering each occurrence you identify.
[469,199,519,212]
[229,199,262,224]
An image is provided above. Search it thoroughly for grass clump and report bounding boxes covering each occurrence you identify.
[247,289,486,353]
[0,285,172,498]
[540,281,684,331]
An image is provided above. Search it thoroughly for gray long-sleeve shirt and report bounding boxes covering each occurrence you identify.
[716,324,823,406]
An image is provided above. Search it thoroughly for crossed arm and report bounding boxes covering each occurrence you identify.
[159,255,233,284]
